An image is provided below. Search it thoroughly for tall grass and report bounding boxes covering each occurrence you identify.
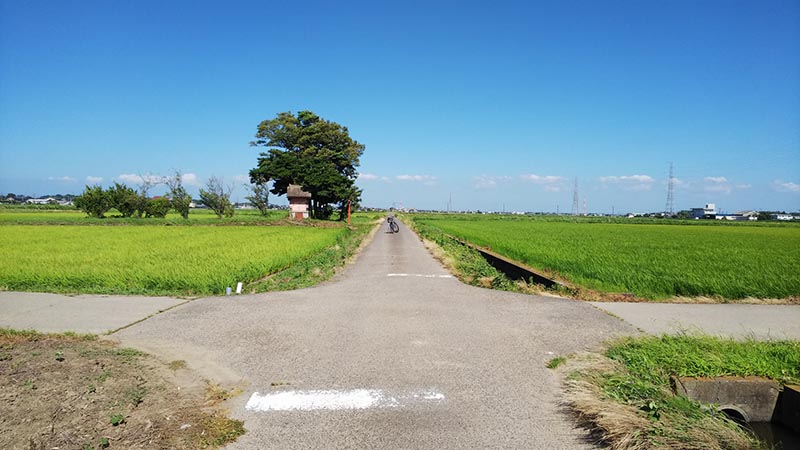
[0,225,344,296]
[413,215,800,300]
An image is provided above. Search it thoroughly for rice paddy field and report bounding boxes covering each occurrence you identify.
[411,214,800,300]
[0,208,365,296]
[0,207,286,224]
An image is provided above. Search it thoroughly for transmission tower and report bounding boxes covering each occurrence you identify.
[571,178,579,216]
[582,197,587,216]
[665,162,675,216]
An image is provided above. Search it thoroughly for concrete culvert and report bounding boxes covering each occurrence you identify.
[719,405,750,425]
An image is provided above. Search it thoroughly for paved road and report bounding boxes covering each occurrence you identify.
[0,292,186,334]
[590,302,800,340]
[113,219,636,449]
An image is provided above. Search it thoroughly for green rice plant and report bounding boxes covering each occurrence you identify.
[0,225,345,296]
[412,214,800,300]
[0,208,286,225]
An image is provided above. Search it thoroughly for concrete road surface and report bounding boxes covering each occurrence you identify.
[0,292,186,334]
[590,302,800,340]
[113,219,637,449]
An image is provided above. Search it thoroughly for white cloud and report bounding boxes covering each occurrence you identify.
[600,175,654,183]
[396,174,436,182]
[358,173,379,181]
[474,175,512,189]
[544,185,563,193]
[520,174,564,184]
[232,174,250,184]
[181,173,200,186]
[86,176,103,184]
[47,176,76,183]
[772,180,800,193]
[599,174,654,191]
[700,176,743,195]
[704,184,732,194]
[118,173,164,185]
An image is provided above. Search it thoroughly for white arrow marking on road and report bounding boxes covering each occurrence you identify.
[245,389,445,412]
[387,273,453,278]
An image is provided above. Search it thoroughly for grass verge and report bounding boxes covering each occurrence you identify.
[0,328,244,449]
[402,215,541,294]
[247,217,379,292]
[552,335,800,449]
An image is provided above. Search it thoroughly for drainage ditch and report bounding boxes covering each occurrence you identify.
[673,376,799,448]
[446,234,566,288]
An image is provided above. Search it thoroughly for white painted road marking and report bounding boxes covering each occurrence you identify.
[387,273,453,279]
[245,389,445,412]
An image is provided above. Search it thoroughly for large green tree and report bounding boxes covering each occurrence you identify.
[249,111,364,220]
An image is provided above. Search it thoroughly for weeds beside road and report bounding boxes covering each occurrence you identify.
[552,335,800,449]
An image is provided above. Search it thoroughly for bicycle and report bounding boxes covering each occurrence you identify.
[387,215,399,233]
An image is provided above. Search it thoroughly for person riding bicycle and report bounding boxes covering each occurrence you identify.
[387,214,399,233]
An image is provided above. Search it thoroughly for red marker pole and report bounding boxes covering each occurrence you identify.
[347,200,351,225]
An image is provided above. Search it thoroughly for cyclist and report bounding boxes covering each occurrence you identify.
[387,214,399,233]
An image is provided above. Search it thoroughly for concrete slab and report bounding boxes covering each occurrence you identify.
[589,302,800,340]
[0,291,187,334]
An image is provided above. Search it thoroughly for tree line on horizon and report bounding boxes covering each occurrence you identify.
[70,171,270,219]
[59,110,366,221]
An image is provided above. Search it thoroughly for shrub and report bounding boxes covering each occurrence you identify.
[143,198,171,218]
[74,185,111,218]
[106,182,138,217]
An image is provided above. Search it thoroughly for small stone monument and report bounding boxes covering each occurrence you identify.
[287,184,311,219]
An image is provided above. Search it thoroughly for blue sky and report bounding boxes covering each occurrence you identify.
[1,0,798,213]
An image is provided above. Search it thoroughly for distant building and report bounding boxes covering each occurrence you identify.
[773,214,795,221]
[690,203,717,219]
[26,197,56,205]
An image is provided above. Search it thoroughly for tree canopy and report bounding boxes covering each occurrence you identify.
[249,111,364,219]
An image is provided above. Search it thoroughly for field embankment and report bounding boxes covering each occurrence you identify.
[408,214,800,302]
[0,209,377,296]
